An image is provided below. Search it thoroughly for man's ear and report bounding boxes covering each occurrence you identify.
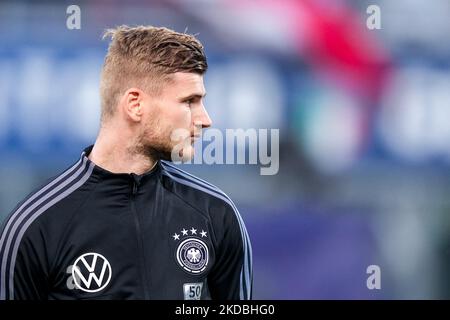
[123,88,144,122]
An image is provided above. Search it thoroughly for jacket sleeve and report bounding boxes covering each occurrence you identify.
[0,218,49,300]
[207,203,253,300]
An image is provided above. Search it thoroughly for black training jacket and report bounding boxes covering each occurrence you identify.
[0,146,252,300]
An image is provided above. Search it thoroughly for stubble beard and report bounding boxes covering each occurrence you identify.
[133,125,174,162]
[133,121,196,163]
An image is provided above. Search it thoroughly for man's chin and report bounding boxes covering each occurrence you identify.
[170,146,195,163]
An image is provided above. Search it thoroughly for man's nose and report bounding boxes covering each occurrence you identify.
[196,104,212,129]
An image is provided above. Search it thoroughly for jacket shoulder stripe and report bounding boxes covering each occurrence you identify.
[0,154,93,300]
[160,165,252,299]
[160,163,253,291]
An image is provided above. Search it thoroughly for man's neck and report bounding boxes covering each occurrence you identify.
[88,129,157,175]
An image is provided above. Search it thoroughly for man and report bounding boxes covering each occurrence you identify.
[0,25,252,300]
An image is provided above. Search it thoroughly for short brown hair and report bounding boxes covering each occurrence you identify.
[100,25,208,121]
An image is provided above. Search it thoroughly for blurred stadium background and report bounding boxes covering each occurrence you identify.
[1,0,450,299]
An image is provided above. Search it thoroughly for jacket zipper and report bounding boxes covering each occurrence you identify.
[130,175,150,299]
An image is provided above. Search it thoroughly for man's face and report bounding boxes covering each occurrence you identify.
[139,72,212,161]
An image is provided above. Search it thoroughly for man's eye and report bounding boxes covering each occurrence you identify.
[186,99,193,107]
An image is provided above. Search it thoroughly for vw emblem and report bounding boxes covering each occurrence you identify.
[72,252,112,293]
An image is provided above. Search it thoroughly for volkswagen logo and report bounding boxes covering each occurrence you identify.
[72,252,112,293]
